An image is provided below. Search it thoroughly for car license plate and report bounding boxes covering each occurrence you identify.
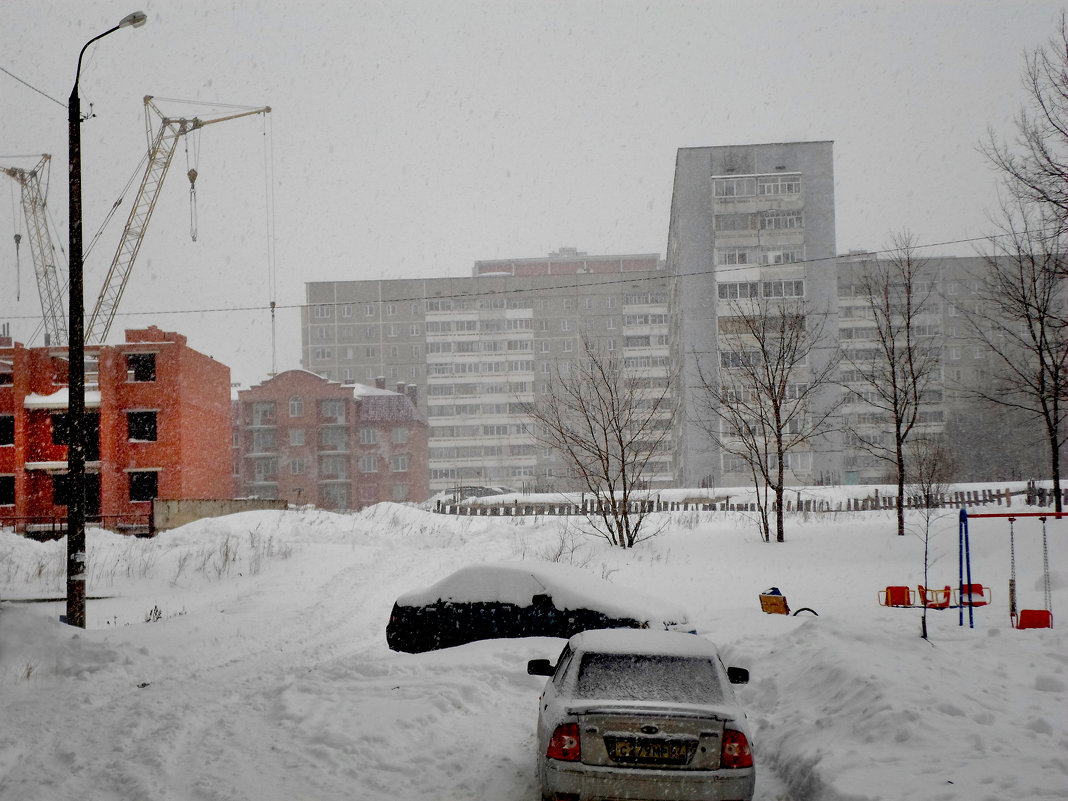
[604,736,696,765]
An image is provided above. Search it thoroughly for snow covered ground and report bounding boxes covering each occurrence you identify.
[1,495,1065,801]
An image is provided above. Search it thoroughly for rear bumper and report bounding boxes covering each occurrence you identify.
[542,758,755,801]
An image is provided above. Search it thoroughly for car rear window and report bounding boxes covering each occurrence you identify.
[573,653,725,704]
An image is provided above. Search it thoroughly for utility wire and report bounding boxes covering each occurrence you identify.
[0,64,64,108]
[0,227,1041,324]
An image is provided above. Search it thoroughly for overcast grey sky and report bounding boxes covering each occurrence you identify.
[1,1,1064,385]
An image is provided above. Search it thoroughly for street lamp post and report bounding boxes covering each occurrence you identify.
[66,11,147,628]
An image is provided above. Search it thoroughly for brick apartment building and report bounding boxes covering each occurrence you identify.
[233,370,429,510]
[0,326,232,532]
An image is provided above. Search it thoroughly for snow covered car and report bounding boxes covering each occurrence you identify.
[527,628,755,801]
[385,561,690,653]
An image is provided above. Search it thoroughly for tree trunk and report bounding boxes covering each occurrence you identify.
[896,438,906,536]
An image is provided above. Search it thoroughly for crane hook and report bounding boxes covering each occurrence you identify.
[187,168,198,242]
[13,232,21,300]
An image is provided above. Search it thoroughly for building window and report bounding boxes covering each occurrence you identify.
[290,458,305,475]
[127,411,158,442]
[289,428,305,446]
[253,458,278,481]
[319,428,347,451]
[762,279,805,298]
[365,303,376,316]
[561,319,571,332]
[718,281,760,300]
[359,454,378,473]
[359,427,378,445]
[320,454,347,479]
[0,474,13,505]
[341,304,353,317]
[289,396,304,417]
[762,249,801,265]
[714,177,757,198]
[0,415,13,446]
[252,429,276,452]
[126,353,156,382]
[757,174,801,195]
[251,402,276,426]
[129,470,159,502]
[320,399,345,422]
[392,454,409,472]
[563,340,574,353]
[760,210,803,230]
[386,303,397,316]
[718,248,753,266]
[392,484,409,501]
[392,427,408,444]
[314,304,331,318]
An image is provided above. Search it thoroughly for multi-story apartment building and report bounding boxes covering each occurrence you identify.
[666,142,840,488]
[233,370,428,509]
[302,251,673,492]
[836,253,1045,484]
[1,326,231,531]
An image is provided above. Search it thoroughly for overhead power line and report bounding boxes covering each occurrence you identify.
[0,64,64,108]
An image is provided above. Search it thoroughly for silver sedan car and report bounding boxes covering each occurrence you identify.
[528,629,755,801]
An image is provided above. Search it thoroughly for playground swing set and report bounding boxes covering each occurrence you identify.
[877,509,1054,630]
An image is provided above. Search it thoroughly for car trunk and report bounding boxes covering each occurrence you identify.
[573,705,729,770]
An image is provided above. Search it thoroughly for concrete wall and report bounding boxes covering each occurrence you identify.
[153,498,287,531]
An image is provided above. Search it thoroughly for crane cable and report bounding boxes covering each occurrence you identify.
[262,110,277,375]
[8,178,20,300]
[186,129,199,242]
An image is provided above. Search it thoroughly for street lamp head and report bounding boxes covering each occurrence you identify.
[119,11,148,29]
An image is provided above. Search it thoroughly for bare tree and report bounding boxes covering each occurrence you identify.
[904,435,956,640]
[962,199,1068,513]
[696,293,839,543]
[982,13,1068,235]
[978,18,1068,511]
[840,234,944,536]
[524,333,675,548]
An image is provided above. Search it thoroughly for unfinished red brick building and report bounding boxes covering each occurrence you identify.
[0,326,232,532]
[233,370,429,510]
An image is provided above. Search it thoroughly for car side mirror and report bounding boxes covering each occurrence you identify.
[727,666,749,685]
[527,658,555,676]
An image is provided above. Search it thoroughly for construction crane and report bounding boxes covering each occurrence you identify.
[85,95,271,344]
[1,154,69,346]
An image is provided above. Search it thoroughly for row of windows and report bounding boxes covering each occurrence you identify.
[717,248,802,267]
[432,423,531,437]
[718,279,805,300]
[313,315,677,349]
[0,471,158,505]
[713,210,804,232]
[247,452,411,479]
[722,450,813,475]
[713,174,802,199]
[0,412,158,446]
[312,294,643,319]
[426,402,526,417]
[245,424,410,450]
[427,382,533,397]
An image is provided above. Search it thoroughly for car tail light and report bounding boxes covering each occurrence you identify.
[546,723,581,762]
[721,728,753,769]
